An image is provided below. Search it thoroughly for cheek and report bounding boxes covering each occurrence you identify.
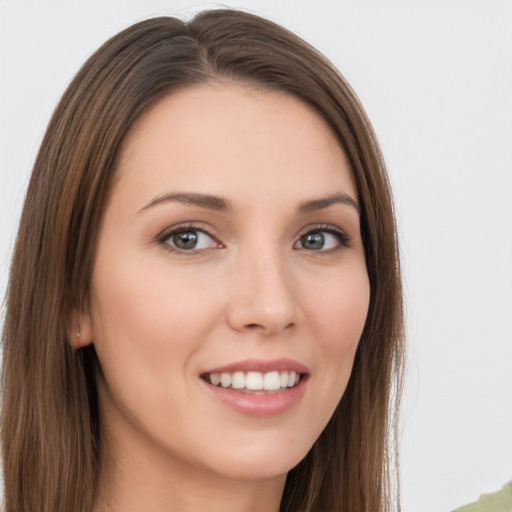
[89,251,223,372]
[303,265,370,401]
[307,266,370,351]
[88,253,227,440]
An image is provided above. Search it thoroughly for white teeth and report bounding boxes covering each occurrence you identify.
[263,371,281,391]
[231,371,245,389]
[246,372,263,390]
[209,370,302,391]
[220,373,232,388]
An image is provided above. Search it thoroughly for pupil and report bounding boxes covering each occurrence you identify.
[174,231,198,249]
[302,232,324,250]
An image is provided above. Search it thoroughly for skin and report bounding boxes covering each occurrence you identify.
[75,83,370,512]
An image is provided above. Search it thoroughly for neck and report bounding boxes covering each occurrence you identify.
[93,424,286,512]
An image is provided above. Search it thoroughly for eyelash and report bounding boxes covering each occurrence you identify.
[156,223,352,255]
[296,224,352,252]
[156,223,221,255]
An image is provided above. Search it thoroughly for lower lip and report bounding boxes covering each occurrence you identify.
[202,377,308,417]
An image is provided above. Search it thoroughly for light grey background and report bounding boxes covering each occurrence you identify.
[1,1,511,511]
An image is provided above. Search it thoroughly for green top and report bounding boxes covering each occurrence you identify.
[452,482,512,512]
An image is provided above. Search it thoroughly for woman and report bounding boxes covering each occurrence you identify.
[1,9,404,512]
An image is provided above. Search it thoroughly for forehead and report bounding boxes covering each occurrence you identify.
[114,83,356,207]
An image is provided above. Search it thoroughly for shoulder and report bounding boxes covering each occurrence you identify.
[452,482,512,512]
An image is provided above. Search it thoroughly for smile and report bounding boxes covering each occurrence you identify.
[203,370,301,393]
[200,359,309,416]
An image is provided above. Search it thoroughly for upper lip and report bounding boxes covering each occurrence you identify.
[203,358,309,375]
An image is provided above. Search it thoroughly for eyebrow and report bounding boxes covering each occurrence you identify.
[138,192,232,214]
[138,191,360,215]
[298,193,360,215]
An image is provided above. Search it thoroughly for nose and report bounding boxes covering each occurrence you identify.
[226,248,299,336]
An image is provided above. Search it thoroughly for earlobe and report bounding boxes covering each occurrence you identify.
[68,309,94,349]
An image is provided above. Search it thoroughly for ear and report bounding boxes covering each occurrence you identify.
[68,308,94,349]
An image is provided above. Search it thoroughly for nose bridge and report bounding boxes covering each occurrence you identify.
[227,239,298,335]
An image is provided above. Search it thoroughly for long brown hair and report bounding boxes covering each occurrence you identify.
[1,9,404,512]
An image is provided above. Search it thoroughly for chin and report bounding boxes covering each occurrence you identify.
[197,433,315,482]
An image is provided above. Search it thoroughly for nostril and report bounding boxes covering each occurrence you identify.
[243,321,295,334]
[243,323,270,334]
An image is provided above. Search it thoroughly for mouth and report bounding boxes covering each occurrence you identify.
[200,359,309,416]
[201,370,303,394]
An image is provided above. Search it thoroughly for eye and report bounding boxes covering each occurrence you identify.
[161,227,219,252]
[294,226,351,252]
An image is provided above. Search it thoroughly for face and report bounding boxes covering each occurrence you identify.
[80,84,370,483]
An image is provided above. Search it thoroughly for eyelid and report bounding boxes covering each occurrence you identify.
[156,222,223,254]
[154,221,352,254]
[294,223,352,250]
